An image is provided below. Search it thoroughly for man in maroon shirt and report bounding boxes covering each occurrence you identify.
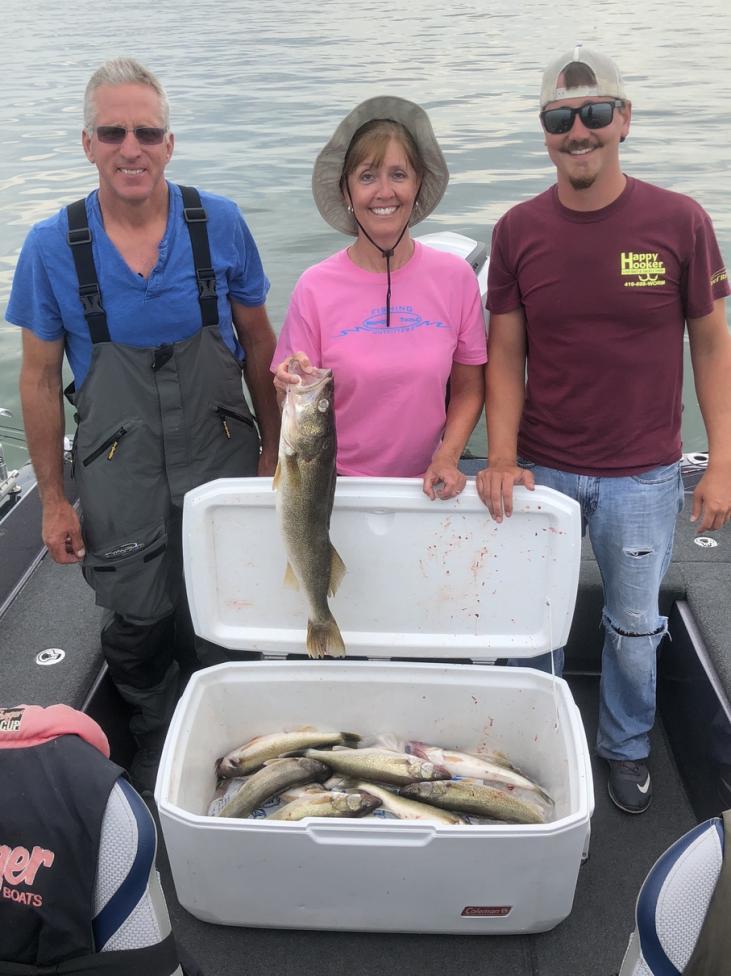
[477,44,731,814]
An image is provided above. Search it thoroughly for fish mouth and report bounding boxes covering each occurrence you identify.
[289,364,332,395]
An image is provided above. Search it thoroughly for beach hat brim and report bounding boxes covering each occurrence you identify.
[312,95,449,236]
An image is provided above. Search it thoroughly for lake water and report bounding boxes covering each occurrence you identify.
[1,0,729,470]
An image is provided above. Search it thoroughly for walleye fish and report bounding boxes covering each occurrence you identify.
[273,363,346,658]
[304,747,452,786]
[352,781,466,824]
[268,789,381,821]
[399,780,547,824]
[216,727,361,778]
[406,741,553,804]
[217,757,330,819]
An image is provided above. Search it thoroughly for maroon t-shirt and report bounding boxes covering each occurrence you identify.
[487,177,730,475]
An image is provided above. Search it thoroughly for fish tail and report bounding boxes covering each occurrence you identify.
[306,617,346,658]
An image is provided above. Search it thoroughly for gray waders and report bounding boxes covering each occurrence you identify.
[66,186,259,757]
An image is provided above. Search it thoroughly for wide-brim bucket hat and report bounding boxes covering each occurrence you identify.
[312,95,449,237]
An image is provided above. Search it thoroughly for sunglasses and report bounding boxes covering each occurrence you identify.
[94,125,167,146]
[540,100,624,135]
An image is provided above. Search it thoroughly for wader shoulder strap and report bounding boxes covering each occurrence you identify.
[66,198,111,344]
[0,931,179,975]
[683,810,731,976]
[178,185,218,328]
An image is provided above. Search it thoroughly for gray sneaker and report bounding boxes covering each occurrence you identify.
[607,759,652,814]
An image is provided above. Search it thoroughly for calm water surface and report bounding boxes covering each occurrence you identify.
[1,0,729,468]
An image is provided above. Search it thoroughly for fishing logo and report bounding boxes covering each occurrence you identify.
[0,844,55,908]
[337,306,448,337]
[0,708,24,733]
[711,266,728,287]
[620,251,666,288]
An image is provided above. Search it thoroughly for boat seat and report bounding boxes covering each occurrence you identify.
[618,815,726,975]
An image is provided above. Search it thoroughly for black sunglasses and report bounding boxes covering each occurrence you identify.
[95,125,167,146]
[540,100,624,136]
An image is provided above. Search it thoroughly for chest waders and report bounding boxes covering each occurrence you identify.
[65,187,260,766]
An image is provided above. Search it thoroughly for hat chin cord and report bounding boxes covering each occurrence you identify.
[347,189,415,329]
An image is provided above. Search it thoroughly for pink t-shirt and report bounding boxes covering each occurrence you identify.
[274,241,487,476]
[487,177,730,475]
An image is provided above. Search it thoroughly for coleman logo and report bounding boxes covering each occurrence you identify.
[620,251,666,287]
[0,708,24,733]
[461,905,512,917]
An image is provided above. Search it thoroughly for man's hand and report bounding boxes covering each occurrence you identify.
[42,498,85,563]
[690,464,731,533]
[476,461,535,522]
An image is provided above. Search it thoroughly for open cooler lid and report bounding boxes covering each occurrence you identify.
[183,478,581,661]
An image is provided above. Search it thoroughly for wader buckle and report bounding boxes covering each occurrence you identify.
[78,283,104,315]
[196,267,217,300]
[183,206,207,223]
[67,227,92,246]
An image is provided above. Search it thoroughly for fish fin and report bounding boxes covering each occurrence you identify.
[272,462,282,490]
[283,562,300,590]
[340,732,362,747]
[306,617,346,658]
[327,546,347,596]
[488,750,520,771]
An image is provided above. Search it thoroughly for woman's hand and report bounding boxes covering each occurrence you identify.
[422,449,466,500]
[272,352,313,397]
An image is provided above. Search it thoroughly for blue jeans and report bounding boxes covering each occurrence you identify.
[508,461,684,761]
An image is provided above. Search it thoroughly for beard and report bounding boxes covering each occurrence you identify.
[568,173,596,190]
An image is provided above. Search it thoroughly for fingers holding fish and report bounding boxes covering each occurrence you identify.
[273,351,314,394]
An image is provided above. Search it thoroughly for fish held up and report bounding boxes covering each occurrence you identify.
[273,363,346,659]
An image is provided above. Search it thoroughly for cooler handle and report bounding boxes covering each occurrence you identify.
[305,823,436,847]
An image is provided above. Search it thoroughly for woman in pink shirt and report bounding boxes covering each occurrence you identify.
[272,96,486,499]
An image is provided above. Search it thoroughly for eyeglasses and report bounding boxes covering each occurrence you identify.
[540,100,624,135]
[94,125,167,146]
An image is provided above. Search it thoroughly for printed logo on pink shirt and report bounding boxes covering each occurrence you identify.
[337,306,448,336]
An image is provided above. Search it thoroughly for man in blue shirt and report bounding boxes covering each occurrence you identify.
[6,58,280,793]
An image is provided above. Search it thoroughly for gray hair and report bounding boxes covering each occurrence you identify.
[84,58,170,134]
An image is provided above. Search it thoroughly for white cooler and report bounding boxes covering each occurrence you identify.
[156,478,594,934]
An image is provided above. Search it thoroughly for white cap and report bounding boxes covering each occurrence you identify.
[540,43,626,108]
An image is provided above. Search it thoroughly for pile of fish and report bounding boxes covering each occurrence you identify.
[209,727,554,825]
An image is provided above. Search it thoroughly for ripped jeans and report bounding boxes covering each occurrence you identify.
[510,460,684,761]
